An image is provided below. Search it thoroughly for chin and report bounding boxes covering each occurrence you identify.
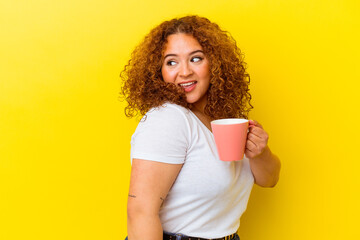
[185,97,198,104]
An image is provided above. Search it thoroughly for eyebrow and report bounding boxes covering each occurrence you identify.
[164,50,204,59]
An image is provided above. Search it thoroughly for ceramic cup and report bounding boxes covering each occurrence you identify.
[211,118,249,161]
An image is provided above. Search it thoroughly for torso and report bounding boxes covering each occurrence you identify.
[148,103,254,237]
[131,103,255,237]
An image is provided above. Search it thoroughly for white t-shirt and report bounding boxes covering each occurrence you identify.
[130,103,254,238]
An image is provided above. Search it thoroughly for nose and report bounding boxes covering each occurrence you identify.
[179,62,193,78]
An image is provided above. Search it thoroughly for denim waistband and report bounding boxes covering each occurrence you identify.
[124,232,240,240]
[163,231,240,240]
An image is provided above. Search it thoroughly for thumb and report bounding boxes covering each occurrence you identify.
[248,119,256,126]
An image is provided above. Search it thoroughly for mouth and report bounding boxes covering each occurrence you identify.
[178,81,197,92]
[178,81,197,87]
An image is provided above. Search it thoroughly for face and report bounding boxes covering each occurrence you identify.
[161,33,211,110]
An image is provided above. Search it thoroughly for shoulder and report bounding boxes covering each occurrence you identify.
[133,103,193,137]
[145,103,190,118]
[140,103,192,127]
[131,103,192,164]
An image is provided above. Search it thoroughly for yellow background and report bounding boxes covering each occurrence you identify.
[1,0,359,239]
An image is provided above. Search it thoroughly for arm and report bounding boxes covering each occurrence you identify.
[245,120,281,188]
[127,158,183,240]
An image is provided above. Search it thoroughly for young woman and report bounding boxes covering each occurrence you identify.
[120,15,281,240]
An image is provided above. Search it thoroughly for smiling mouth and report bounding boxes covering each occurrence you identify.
[179,81,197,87]
[178,81,197,93]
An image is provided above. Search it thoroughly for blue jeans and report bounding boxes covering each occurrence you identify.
[164,231,240,240]
[125,232,240,240]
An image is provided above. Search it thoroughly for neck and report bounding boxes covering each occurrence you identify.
[191,94,207,115]
[191,102,212,121]
[191,104,204,114]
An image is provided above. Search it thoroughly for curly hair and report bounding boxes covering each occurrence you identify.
[119,15,253,119]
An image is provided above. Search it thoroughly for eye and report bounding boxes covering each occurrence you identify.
[191,56,203,63]
[166,60,177,66]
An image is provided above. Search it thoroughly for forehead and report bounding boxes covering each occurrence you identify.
[163,33,203,54]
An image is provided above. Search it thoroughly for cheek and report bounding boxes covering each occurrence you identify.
[200,64,211,80]
[161,69,175,83]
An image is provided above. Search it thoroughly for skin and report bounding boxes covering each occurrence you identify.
[161,33,213,131]
[247,120,281,187]
[127,33,281,240]
[127,159,182,240]
[161,33,211,113]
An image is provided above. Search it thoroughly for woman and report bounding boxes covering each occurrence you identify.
[120,15,281,240]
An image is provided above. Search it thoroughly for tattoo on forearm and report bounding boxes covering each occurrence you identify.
[128,194,165,202]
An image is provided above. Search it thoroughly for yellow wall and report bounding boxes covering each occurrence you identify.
[1,0,359,239]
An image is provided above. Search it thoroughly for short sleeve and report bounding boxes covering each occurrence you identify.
[130,104,190,164]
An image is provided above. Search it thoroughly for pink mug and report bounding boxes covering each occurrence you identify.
[211,118,249,161]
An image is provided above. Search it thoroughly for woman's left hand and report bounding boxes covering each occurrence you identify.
[245,120,269,159]
[245,120,281,187]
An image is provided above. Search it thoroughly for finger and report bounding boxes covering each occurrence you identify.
[246,138,258,151]
[247,132,262,144]
[245,142,257,158]
[249,126,268,139]
[248,119,256,127]
[245,148,254,159]
[248,119,263,129]
[245,147,254,158]
[248,131,269,152]
[245,146,254,153]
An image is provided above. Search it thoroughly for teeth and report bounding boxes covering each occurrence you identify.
[179,81,196,87]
